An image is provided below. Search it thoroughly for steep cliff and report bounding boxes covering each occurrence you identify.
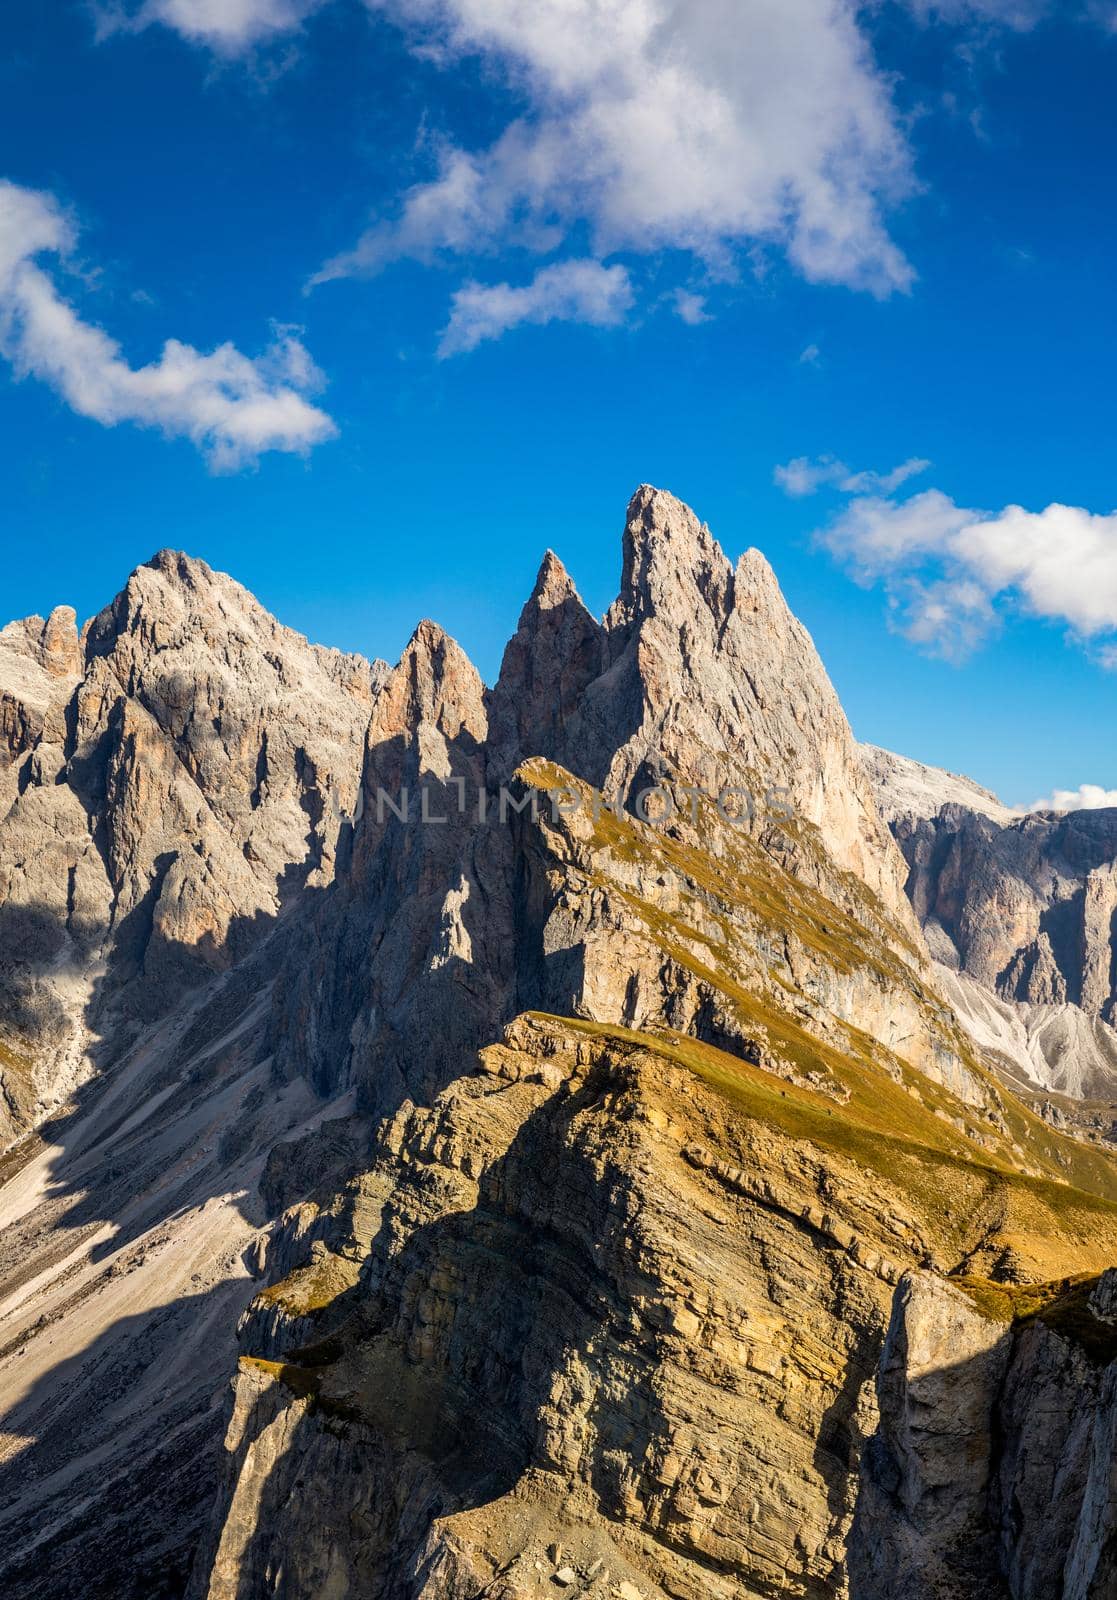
[187,750,1117,1598]
[853,1268,1117,1599]
[0,549,383,1144]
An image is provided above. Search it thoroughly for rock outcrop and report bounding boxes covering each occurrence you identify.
[0,550,383,1144]
[266,487,927,1116]
[494,489,919,934]
[853,1269,1117,1598]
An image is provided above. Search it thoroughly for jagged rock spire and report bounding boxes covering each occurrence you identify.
[609,483,735,634]
[488,549,605,783]
[371,618,487,749]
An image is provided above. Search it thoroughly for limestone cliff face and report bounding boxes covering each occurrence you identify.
[1081,863,1117,1020]
[265,486,926,1114]
[490,488,918,935]
[0,550,382,1143]
[3,491,1117,1600]
[191,990,1117,1600]
[853,1270,1117,1599]
[265,617,520,1111]
[864,746,1117,1103]
[888,802,1117,1018]
[190,1020,904,1600]
[185,743,1117,1598]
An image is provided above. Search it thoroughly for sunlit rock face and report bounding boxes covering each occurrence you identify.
[490,487,919,930]
[2,490,1115,1600]
[866,743,1117,1103]
[264,485,927,1114]
[0,548,384,1143]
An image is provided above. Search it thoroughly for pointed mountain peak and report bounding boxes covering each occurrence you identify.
[400,618,481,690]
[144,548,214,586]
[375,618,487,745]
[734,545,794,621]
[406,617,452,656]
[736,544,777,589]
[85,547,247,663]
[487,551,605,782]
[611,484,734,633]
[529,549,580,612]
[510,549,597,641]
[628,482,693,520]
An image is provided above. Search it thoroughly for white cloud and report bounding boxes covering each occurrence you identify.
[842,458,933,495]
[798,342,821,365]
[1017,784,1117,814]
[0,179,336,470]
[903,0,1117,36]
[310,0,916,301]
[888,572,999,663]
[93,0,1111,351]
[774,453,930,498]
[814,479,1117,662]
[775,455,847,496]
[94,0,326,53]
[438,258,632,355]
[673,289,710,327]
[1085,2,1117,32]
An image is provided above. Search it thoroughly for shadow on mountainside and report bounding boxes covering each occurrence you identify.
[200,1055,896,1600]
[0,1284,258,1600]
[0,764,551,1599]
[0,878,379,1600]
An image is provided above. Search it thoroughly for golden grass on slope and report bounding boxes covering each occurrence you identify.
[531,1014,1117,1277]
[518,759,917,985]
[0,1039,32,1085]
[952,1274,1117,1363]
[254,1253,357,1317]
[517,760,1117,1214]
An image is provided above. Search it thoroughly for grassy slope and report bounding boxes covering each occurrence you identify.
[515,761,1117,1279]
[248,761,1117,1411]
[537,1015,1117,1275]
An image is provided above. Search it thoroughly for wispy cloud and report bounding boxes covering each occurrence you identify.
[901,0,1051,27]
[309,0,917,316]
[673,289,710,327]
[93,0,1113,352]
[774,453,930,497]
[0,178,336,470]
[94,0,326,55]
[438,259,632,356]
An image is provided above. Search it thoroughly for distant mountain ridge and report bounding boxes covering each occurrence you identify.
[864,741,1117,1106]
[862,742,1017,827]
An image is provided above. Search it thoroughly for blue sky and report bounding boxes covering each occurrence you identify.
[3,0,1117,808]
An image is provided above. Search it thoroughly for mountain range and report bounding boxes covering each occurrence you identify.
[2,488,1116,1600]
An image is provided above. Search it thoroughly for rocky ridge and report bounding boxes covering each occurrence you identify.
[1,491,1116,1599]
[0,549,383,1139]
[864,744,1117,1109]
